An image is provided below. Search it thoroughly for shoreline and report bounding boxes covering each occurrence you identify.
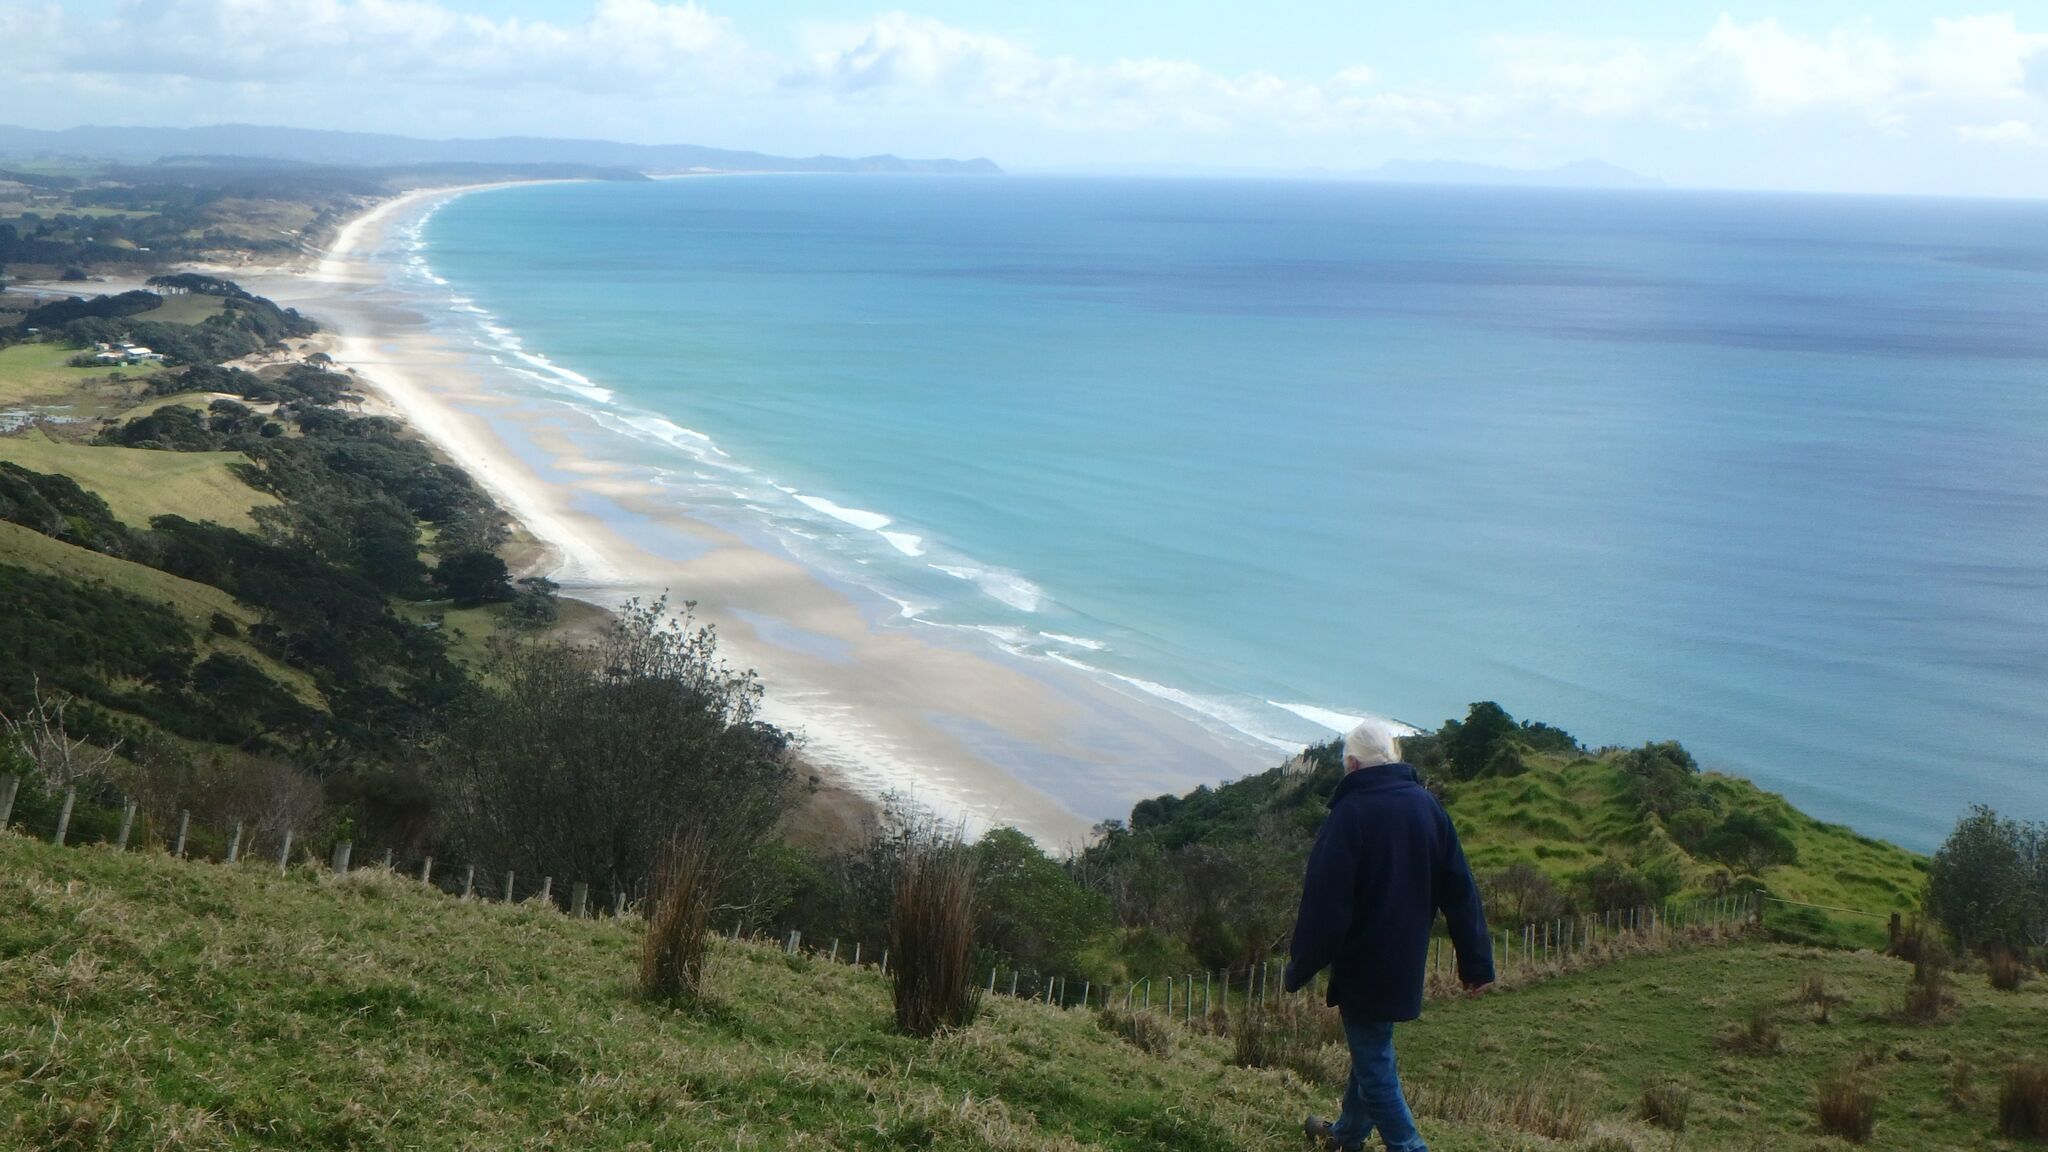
[237,182,1279,845]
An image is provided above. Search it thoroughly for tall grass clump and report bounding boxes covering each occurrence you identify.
[1989,949,2028,992]
[1637,1080,1691,1131]
[889,830,979,1037]
[1816,1071,1878,1143]
[640,832,717,1003]
[1409,1078,1590,1141]
[1094,1006,1177,1057]
[1717,1005,1783,1054]
[1230,990,1347,1085]
[2001,1061,2048,1140]
[1903,951,1953,1023]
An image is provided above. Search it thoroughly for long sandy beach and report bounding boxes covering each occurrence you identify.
[238,183,1276,845]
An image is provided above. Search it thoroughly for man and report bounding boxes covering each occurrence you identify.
[1284,718,1494,1152]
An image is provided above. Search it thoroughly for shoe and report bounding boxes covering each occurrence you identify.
[1302,1115,1333,1146]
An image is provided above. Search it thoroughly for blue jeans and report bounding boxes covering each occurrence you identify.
[1329,1017,1426,1152]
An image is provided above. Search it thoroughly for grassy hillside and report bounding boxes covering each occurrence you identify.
[1442,753,1925,949]
[0,429,274,531]
[4,832,2042,1151]
[0,342,162,414]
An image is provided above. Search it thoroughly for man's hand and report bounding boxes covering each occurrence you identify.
[1282,963,1305,995]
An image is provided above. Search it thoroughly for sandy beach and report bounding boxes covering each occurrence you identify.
[237,183,1277,846]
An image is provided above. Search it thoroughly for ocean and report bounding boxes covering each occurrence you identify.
[409,175,2048,851]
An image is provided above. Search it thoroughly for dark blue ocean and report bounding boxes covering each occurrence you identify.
[417,176,2048,850]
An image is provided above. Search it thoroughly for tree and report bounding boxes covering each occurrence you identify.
[434,599,798,899]
[1484,860,1566,926]
[973,827,1110,974]
[1699,810,1798,876]
[434,549,512,607]
[1621,740,1705,820]
[1442,701,1517,780]
[1928,806,2046,955]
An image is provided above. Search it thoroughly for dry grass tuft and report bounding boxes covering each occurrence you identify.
[1902,956,1953,1024]
[1637,1080,1691,1131]
[1229,991,1347,1085]
[1817,1071,1879,1143]
[640,833,716,1003]
[1989,950,2027,992]
[1093,1006,1178,1057]
[2000,1061,2048,1140]
[889,831,979,1037]
[1949,1060,1978,1112]
[1409,1076,1591,1141]
[1717,1006,1783,1054]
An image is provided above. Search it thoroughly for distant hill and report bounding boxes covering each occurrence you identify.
[1365,157,1663,189]
[0,123,1002,176]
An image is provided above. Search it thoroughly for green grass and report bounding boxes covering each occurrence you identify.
[0,429,275,532]
[1443,754,1927,950]
[145,294,229,325]
[4,833,2040,1151]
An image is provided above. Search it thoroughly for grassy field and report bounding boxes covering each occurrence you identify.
[1443,754,1926,951]
[0,429,275,531]
[3,833,2041,1151]
[0,342,162,415]
[145,293,229,325]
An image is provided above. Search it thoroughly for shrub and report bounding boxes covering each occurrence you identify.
[1637,1080,1691,1131]
[1718,1006,1783,1054]
[2002,1061,2048,1140]
[889,831,979,1037]
[640,834,717,1003]
[1816,1072,1878,1143]
[1990,950,2027,992]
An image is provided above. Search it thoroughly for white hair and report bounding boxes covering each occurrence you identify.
[1343,717,1401,769]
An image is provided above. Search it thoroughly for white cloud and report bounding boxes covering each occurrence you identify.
[1958,119,2040,145]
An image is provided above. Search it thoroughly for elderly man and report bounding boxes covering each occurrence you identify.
[1284,718,1494,1152]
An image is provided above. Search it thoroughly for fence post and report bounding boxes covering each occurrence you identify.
[612,891,626,919]
[1010,970,1019,998]
[571,882,588,918]
[1081,981,1089,1009]
[854,942,861,967]
[989,967,998,993]
[503,871,515,902]
[226,822,243,864]
[420,857,433,885]
[1888,911,1902,949]
[880,949,889,976]
[539,876,552,905]
[115,802,136,851]
[1205,971,1212,1016]
[380,848,393,871]
[462,863,475,899]
[1166,976,1173,1016]
[278,828,293,874]
[0,775,17,829]
[53,786,76,846]
[174,810,190,859]
[829,939,839,963]
[330,839,351,873]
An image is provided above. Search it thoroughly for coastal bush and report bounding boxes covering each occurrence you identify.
[889,829,979,1037]
[1928,806,2046,957]
[435,598,796,905]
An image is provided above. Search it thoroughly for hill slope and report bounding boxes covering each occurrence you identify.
[5,833,2042,1151]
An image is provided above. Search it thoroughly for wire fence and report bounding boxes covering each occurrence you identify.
[4,780,1838,1019]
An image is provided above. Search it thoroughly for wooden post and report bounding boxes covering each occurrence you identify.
[226,822,243,864]
[380,848,393,870]
[1204,971,1212,1016]
[571,883,588,918]
[1081,981,1089,1009]
[989,968,998,993]
[115,802,136,851]
[277,828,293,874]
[0,775,17,829]
[539,876,552,905]
[880,949,889,976]
[330,839,351,873]
[829,939,839,963]
[1010,970,1020,998]
[853,942,862,967]
[1186,974,1194,1021]
[174,810,191,859]
[462,863,476,899]
[503,871,515,902]
[1166,976,1174,1016]
[53,786,76,846]
[420,857,433,885]
[612,891,626,919]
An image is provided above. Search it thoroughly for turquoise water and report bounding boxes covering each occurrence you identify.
[417,176,2048,850]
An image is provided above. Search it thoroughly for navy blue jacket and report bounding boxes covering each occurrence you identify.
[1283,762,1493,1022]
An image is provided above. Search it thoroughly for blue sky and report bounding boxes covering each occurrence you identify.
[6,2,2048,196]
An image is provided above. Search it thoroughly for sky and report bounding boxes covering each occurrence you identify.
[4,1,2048,196]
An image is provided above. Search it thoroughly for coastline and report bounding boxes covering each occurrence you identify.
[237,183,1278,845]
